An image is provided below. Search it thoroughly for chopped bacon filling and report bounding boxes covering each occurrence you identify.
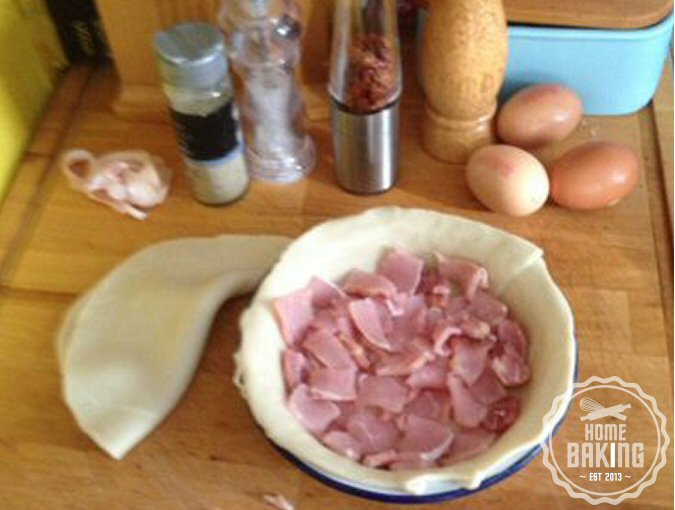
[276,249,530,470]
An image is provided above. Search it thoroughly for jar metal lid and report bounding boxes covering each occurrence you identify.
[154,22,228,88]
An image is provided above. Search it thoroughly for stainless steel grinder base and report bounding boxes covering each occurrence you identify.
[331,100,400,194]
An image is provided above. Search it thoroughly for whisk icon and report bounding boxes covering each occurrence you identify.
[580,397,631,421]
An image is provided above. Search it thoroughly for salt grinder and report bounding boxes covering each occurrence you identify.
[220,0,316,184]
[421,0,508,163]
[329,0,402,194]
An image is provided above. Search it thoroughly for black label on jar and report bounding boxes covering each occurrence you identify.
[170,101,239,161]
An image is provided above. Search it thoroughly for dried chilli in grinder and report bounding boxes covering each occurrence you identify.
[329,0,401,194]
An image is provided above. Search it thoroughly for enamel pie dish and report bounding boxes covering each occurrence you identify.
[236,207,576,502]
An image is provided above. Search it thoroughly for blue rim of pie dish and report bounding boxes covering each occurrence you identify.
[273,345,579,504]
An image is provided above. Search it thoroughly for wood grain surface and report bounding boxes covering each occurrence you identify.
[502,0,673,29]
[418,0,675,29]
[421,0,507,163]
[0,59,672,509]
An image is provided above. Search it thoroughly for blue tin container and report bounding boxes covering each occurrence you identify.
[416,11,674,115]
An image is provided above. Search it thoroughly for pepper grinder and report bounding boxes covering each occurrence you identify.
[329,0,402,194]
[421,0,508,164]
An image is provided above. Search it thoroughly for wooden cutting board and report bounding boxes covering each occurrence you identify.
[0,59,672,509]
[503,0,674,29]
[416,0,674,28]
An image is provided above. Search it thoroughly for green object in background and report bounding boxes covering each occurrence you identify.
[0,0,65,202]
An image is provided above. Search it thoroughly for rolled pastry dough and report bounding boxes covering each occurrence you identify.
[58,235,291,459]
[238,207,576,494]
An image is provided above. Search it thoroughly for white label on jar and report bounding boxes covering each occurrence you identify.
[185,148,249,205]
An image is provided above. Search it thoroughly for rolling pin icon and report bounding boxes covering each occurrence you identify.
[420,0,508,164]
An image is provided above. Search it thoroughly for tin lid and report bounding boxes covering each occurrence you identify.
[154,22,228,88]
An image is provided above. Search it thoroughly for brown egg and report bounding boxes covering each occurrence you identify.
[550,141,639,210]
[466,145,549,216]
[497,84,583,148]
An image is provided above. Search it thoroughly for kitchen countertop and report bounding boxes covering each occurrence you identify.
[0,61,672,510]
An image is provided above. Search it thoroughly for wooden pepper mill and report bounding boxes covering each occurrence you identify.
[421,0,508,163]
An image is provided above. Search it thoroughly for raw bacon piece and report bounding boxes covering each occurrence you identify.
[308,369,357,401]
[357,375,408,413]
[347,411,399,455]
[481,395,521,432]
[374,299,395,335]
[447,374,488,428]
[398,414,454,462]
[333,401,357,429]
[442,428,496,466]
[288,384,340,434]
[389,296,426,333]
[419,266,445,294]
[491,343,532,387]
[363,449,398,468]
[322,430,362,460]
[497,319,529,359]
[342,269,397,298]
[307,276,346,308]
[390,295,427,350]
[375,349,428,376]
[338,334,371,369]
[405,390,451,423]
[459,317,491,340]
[382,293,406,316]
[308,309,338,334]
[449,337,492,386]
[427,293,449,309]
[432,321,462,356]
[282,349,308,390]
[332,302,358,339]
[446,295,470,316]
[468,368,507,405]
[377,249,424,294]
[406,358,448,390]
[435,253,488,300]
[424,307,445,336]
[408,337,435,363]
[431,283,451,297]
[303,329,356,370]
[273,289,314,346]
[348,299,393,351]
[468,291,507,326]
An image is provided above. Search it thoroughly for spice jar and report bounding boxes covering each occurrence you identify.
[220,0,316,184]
[329,0,402,194]
[155,22,249,205]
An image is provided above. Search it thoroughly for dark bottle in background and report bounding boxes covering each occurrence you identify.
[44,0,109,62]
